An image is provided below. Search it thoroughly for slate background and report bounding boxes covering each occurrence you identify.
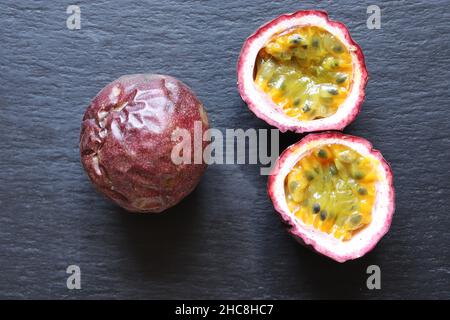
[1,0,449,299]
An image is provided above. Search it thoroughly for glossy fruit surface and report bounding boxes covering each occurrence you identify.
[80,74,209,213]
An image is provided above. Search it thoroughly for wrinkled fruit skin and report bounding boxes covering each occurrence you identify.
[237,10,368,133]
[80,74,209,213]
[268,132,395,262]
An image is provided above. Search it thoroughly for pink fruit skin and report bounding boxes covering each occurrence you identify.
[268,132,395,262]
[80,74,209,213]
[237,10,368,133]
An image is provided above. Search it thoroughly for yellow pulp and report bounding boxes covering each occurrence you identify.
[285,144,379,240]
[254,26,353,121]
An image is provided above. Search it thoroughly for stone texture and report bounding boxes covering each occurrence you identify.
[0,0,449,299]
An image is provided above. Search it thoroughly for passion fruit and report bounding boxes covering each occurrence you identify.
[80,74,209,213]
[237,10,368,133]
[268,132,394,262]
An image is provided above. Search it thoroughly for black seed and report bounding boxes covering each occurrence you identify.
[318,149,327,159]
[328,87,339,95]
[305,171,314,181]
[302,44,308,49]
[333,45,343,53]
[354,171,364,180]
[350,214,362,226]
[329,164,337,175]
[289,34,302,44]
[289,181,298,191]
[293,98,301,107]
[302,102,311,113]
[320,210,327,221]
[358,187,367,195]
[336,74,347,84]
[313,203,320,214]
[312,39,319,48]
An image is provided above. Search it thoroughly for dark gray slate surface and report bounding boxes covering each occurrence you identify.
[0,0,449,299]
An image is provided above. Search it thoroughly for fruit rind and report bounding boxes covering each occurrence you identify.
[268,132,395,262]
[237,10,368,133]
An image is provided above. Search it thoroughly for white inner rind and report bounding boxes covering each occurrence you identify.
[240,14,364,132]
[271,138,392,262]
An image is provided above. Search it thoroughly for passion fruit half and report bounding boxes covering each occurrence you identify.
[80,74,209,213]
[268,132,394,262]
[238,10,368,133]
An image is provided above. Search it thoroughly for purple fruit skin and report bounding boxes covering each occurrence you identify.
[80,74,209,213]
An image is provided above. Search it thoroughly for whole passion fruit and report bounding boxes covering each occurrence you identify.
[80,74,209,213]
[238,10,368,133]
[268,132,394,262]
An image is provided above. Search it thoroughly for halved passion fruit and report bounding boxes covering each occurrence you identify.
[268,133,394,262]
[238,10,368,133]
